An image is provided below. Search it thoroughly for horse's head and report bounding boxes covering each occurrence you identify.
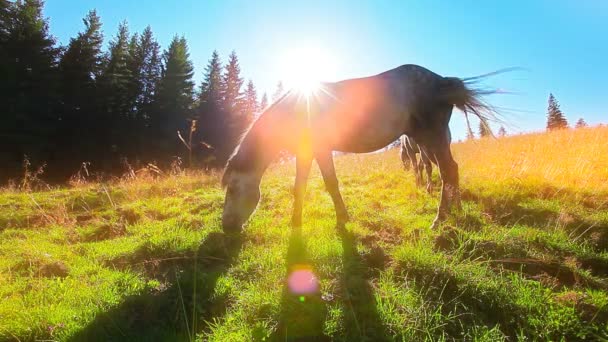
[221,166,261,233]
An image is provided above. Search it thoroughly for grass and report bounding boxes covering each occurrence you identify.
[1,126,608,341]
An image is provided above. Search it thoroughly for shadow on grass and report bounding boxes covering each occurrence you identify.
[396,257,523,339]
[336,224,390,341]
[400,254,607,340]
[271,227,329,341]
[455,187,608,286]
[68,232,242,341]
[438,221,608,290]
[461,188,608,253]
[271,225,390,341]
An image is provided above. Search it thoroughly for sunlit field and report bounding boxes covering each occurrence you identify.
[1,126,607,341]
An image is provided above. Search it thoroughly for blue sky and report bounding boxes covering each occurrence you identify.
[43,0,608,139]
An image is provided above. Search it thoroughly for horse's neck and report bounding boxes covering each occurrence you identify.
[234,94,301,177]
[235,119,280,177]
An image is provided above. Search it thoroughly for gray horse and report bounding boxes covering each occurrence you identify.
[400,135,433,192]
[400,127,453,193]
[221,64,499,232]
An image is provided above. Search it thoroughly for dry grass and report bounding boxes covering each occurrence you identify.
[453,125,608,193]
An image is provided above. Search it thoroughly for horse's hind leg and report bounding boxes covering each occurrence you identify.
[420,149,433,193]
[399,137,410,170]
[405,139,422,187]
[315,150,349,227]
[423,134,459,229]
[410,152,422,187]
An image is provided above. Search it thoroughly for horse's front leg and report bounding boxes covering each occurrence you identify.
[315,150,349,226]
[291,154,312,228]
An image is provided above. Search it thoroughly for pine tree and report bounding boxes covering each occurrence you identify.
[546,93,568,130]
[57,9,104,170]
[575,118,587,129]
[102,21,132,112]
[125,32,140,117]
[242,80,258,124]
[0,1,15,98]
[220,50,248,162]
[498,126,507,137]
[272,81,284,102]
[259,92,268,113]
[127,26,161,159]
[59,10,104,118]
[222,50,244,113]
[1,0,59,111]
[199,50,222,107]
[195,50,224,163]
[0,0,61,178]
[0,0,10,81]
[99,21,133,160]
[0,0,10,40]
[478,120,492,138]
[133,26,161,122]
[59,10,104,109]
[154,35,195,159]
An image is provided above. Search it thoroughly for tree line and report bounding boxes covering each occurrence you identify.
[467,93,589,140]
[1,0,277,182]
[546,93,588,130]
[2,1,595,182]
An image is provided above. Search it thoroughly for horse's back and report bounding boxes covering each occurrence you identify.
[303,64,449,153]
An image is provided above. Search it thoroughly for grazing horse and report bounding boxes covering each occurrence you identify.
[221,64,499,232]
[400,135,433,192]
[400,128,453,193]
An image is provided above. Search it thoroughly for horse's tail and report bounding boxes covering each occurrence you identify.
[440,68,515,137]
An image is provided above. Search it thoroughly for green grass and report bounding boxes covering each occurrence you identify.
[1,146,608,341]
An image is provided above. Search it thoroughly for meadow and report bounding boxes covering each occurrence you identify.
[1,126,607,341]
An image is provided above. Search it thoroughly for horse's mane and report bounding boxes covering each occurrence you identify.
[221,90,293,188]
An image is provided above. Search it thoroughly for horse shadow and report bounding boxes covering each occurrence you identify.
[336,224,390,341]
[271,227,328,341]
[270,224,390,341]
[68,232,243,341]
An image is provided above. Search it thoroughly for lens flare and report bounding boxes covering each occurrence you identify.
[287,264,319,295]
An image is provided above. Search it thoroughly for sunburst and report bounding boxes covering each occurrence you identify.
[279,44,336,96]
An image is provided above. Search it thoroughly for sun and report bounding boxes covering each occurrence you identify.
[279,45,336,95]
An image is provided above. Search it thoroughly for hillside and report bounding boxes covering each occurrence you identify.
[1,126,607,341]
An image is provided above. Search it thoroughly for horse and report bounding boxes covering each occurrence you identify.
[400,135,433,192]
[400,126,453,193]
[221,64,500,233]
